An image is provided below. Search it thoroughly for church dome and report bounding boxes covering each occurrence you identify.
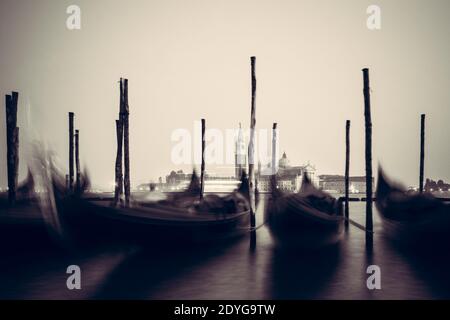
[279,152,290,168]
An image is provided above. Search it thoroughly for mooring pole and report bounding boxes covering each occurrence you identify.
[114,119,124,206]
[68,112,75,193]
[362,68,373,238]
[5,92,19,205]
[272,123,278,176]
[123,79,131,206]
[75,129,81,193]
[114,79,125,205]
[419,114,425,193]
[345,120,350,226]
[65,175,70,192]
[200,119,206,200]
[248,56,257,229]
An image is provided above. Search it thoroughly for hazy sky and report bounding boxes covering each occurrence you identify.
[1,0,449,189]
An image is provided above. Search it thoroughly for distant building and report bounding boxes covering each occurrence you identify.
[164,169,239,192]
[162,151,317,194]
[425,178,450,192]
[258,152,317,192]
[136,182,158,192]
[164,170,194,191]
[318,175,374,194]
[166,170,192,186]
[136,183,151,191]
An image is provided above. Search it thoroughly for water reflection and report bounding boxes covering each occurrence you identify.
[269,245,341,299]
[384,235,450,299]
[92,245,234,299]
[2,197,450,299]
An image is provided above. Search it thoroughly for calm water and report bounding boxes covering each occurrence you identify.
[1,195,450,299]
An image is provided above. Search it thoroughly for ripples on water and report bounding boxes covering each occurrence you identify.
[1,196,450,299]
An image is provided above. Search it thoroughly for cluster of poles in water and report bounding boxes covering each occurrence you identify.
[4,57,430,245]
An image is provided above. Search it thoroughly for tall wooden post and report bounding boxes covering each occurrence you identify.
[272,123,278,175]
[419,114,425,193]
[122,79,131,206]
[345,120,350,226]
[68,112,75,193]
[114,119,124,205]
[200,119,206,200]
[114,79,125,205]
[362,68,373,236]
[5,92,19,205]
[248,56,257,228]
[65,175,70,192]
[75,129,81,193]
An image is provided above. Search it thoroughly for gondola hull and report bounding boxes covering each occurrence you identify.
[376,169,450,247]
[55,196,251,248]
[379,212,450,245]
[377,197,450,246]
[268,194,344,249]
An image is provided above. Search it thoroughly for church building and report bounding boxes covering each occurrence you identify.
[258,152,317,192]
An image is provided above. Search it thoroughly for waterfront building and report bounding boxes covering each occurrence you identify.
[257,152,317,192]
[318,175,374,194]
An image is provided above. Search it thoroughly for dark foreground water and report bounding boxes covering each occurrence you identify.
[1,194,450,299]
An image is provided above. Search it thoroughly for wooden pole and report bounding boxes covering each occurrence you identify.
[68,112,75,193]
[345,120,350,226]
[75,129,81,193]
[362,68,373,235]
[114,78,125,205]
[123,78,131,206]
[272,123,277,176]
[200,119,206,200]
[65,174,70,192]
[114,119,124,205]
[5,92,19,205]
[248,56,257,228]
[419,114,425,193]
